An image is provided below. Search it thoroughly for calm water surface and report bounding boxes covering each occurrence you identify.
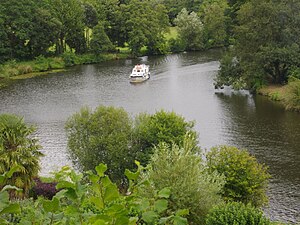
[0,51,299,223]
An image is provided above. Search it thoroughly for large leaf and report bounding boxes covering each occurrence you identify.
[154,199,168,213]
[175,209,189,216]
[0,203,21,214]
[173,216,188,225]
[42,197,60,213]
[95,164,107,177]
[157,187,171,198]
[142,211,158,224]
[125,169,140,181]
[56,181,75,190]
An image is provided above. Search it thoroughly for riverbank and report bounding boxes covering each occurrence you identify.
[0,52,130,88]
[257,79,300,112]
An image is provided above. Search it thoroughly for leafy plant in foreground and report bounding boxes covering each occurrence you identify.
[0,114,43,198]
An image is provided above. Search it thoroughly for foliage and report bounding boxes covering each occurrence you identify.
[18,163,188,225]
[174,8,204,51]
[168,38,186,53]
[206,145,271,207]
[205,202,271,225]
[0,114,43,198]
[125,0,169,56]
[199,0,230,48]
[0,167,22,224]
[30,177,58,200]
[65,106,134,185]
[90,23,115,54]
[216,0,300,89]
[132,110,199,165]
[284,77,300,111]
[141,135,224,224]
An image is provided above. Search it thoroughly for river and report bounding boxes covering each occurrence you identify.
[0,50,299,223]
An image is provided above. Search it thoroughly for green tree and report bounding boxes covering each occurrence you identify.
[65,106,134,184]
[0,114,43,198]
[199,0,229,48]
[206,145,271,207]
[132,110,199,165]
[174,8,204,51]
[90,23,115,54]
[216,0,300,89]
[125,0,169,56]
[82,2,98,49]
[49,0,85,54]
[141,135,224,224]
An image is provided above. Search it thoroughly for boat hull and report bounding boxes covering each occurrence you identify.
[129,76,150,83]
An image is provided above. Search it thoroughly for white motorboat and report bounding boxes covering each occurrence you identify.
[129,64,150,83]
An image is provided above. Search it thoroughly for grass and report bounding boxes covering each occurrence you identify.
[258,80,300,112]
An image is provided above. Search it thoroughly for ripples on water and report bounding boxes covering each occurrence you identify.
[0,50,299,223]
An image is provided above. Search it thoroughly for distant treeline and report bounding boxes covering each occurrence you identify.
[1,0,300,91]
[0,0,244,61]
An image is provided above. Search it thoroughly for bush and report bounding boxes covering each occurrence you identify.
[206,202,271,225]
[168,37,186,53]
[206,146,270,207]
[65,106,134,185]
[141,135,224,224]
[132,110,199,165]
[30,177,58,200]
[284,77,300,111]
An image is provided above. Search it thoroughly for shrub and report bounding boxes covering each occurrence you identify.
[206,145,271,207]
[65,106,134,185]
[30,177,58,200]
[168,37,186,53]
[206,202,271,225]
[284,77,300,111]
[0,114,43,198]
[62,52,78,67]
[141,135,224,224]
[132,110,199,165]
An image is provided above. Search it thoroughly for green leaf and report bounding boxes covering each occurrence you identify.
[158,187,171,198]
[42,197,60,213]
[135,199,150,212]
[128,217,138,225]
[6,166,21,178]
[92,219,107,225]
[56,181,75,190]
[0,203,21,214]
[154,199,168,213]
[173,216,188,225]
[142,211,158,224]
[1,185,22,192]
[175,209,189,216]
[125,169,140,181]
[104,187,119,202]
[95,164,107,177]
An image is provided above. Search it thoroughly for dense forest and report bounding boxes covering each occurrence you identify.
[1,0,300,103]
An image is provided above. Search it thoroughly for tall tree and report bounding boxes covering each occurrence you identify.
[216,0,300,89]
[199,0,229,48]
[0,114,43,198]
[174,8,204,50]
[49,0,85,54]
[124,0,169,56]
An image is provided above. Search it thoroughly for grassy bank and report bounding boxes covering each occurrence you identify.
[258,78,300,112]
[0,52,130,88]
